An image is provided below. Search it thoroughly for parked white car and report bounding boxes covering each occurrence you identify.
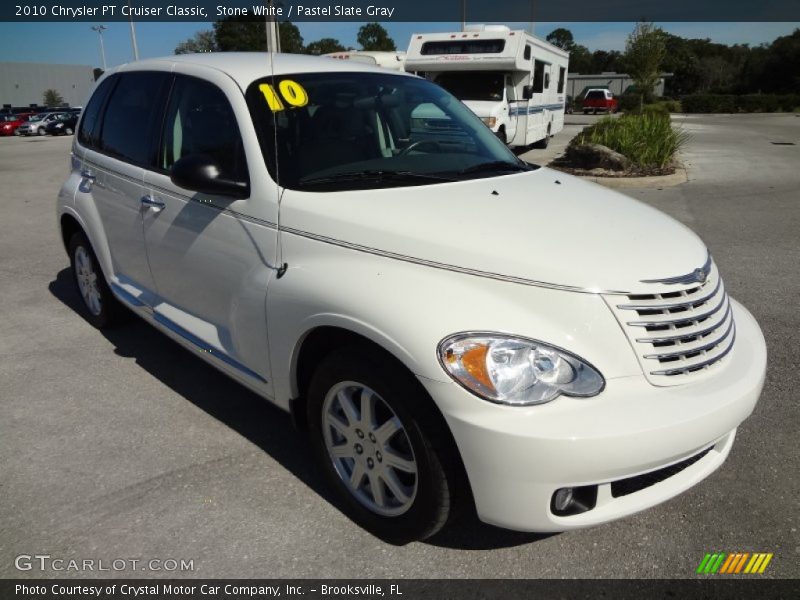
[57,53,766,542]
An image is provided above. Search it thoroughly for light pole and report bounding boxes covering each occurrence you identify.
[127,1,139,60]
[91,24,107,70]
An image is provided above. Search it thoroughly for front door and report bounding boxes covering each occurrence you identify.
[141,72,276,390]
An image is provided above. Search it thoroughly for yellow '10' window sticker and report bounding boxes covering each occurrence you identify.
[259,80,309,112]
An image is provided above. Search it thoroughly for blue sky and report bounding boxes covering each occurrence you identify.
[0,21,797,69]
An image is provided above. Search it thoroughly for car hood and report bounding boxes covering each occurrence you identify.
[281,167,708,293]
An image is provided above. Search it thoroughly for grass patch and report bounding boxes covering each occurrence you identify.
[571,113,689,172]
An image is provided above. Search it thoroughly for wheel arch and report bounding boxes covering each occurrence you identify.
[289,324,474,518]
[288,325,444,433]
[58,205,114,283]
[59,212,83,253]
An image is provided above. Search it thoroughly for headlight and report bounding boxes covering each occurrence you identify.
[438,333,604,406]
[481,117,497,128]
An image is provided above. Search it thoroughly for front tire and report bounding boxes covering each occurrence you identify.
[68,231,124,329]
[307,346,464,543]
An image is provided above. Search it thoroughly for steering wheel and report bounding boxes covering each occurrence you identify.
[399,140,442,156]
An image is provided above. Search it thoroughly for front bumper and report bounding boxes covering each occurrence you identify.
[421,298,766,532]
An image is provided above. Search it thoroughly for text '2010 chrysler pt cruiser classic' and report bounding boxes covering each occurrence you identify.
[57,54,766,542]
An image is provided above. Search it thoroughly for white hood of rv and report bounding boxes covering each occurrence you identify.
[281,168,708,293]
[462,100,505,117]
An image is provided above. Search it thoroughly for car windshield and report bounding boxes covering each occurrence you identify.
[246,71,531,191]
[434,71,506,102]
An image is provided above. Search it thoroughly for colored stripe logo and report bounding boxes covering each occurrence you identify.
[696,552,773,574]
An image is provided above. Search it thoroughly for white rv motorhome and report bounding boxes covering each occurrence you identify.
[323,50,407,72]
[405,25,569,148]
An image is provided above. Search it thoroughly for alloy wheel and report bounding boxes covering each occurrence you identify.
[74,246,102,316]
[322,381,418,517]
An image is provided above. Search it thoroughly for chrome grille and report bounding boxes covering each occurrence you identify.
[604,260,736,385]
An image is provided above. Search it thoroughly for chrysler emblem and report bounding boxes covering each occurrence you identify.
[641,255,713,285]
[693,267,707,283]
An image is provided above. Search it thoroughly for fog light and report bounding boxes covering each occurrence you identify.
[551,485,598,516]
[553,487,574,512]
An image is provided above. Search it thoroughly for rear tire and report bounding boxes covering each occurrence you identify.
[307,346,465,543]
[68,231,125,329]
[533,127,551,149]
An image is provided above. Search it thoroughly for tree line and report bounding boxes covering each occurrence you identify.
[175,20,396,56]
[176,20,799,99]
[546,25,800,97]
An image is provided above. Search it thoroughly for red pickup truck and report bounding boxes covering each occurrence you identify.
[582,89,618,114]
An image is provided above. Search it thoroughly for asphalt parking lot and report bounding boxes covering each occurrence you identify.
[1,115,798,579]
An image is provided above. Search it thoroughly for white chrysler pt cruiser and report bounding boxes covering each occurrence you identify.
[57,53,766,542]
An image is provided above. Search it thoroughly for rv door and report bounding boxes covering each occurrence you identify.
[506,75,527,147]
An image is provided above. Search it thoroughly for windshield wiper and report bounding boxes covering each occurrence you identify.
[297,170,455,188]
[458,160,530,175]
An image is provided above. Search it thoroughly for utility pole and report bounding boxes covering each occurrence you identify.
[461,0,466,31]
[265,1,280,52]
[128,1,140,60]
[91,24,107,70]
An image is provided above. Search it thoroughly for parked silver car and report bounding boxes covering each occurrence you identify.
[16,112,66,136]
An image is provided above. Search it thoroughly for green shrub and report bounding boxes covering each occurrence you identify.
[619,93,642,113]
[681,94,736,113]
[626,100,681,115]
[682,93,800,113]
[572,113,689,170]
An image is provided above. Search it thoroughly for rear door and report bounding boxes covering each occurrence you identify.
[76,71,170,303]
[78,71,170,304]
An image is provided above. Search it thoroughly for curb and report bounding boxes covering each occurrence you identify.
[582,165,688,189]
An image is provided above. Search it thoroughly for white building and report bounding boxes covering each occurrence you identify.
[0,62,96,108]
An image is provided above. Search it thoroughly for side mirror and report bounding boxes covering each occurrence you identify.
[170,154,248,199]
[522,85,533,100]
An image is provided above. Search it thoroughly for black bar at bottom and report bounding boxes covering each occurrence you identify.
[1,579,798,600]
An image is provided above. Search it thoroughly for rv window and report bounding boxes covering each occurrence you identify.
[524,45,531,60]
[557,67,566,93]
[435,71,505,102]
[420,39,506,55]
[532,60,545,93]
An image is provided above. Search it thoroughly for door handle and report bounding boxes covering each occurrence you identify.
[80,169,96,181]
[140,195,166,211]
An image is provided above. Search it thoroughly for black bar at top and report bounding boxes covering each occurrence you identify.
[2,0,800,22]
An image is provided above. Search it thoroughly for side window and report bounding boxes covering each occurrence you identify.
[160,75,248,183]
[78,76,116,150]
[524,45,531,61]
[98,71,169,166]
[532,60,545,93]
[557,67,566,93]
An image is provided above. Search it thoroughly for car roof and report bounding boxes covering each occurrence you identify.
[108,52,416,89]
